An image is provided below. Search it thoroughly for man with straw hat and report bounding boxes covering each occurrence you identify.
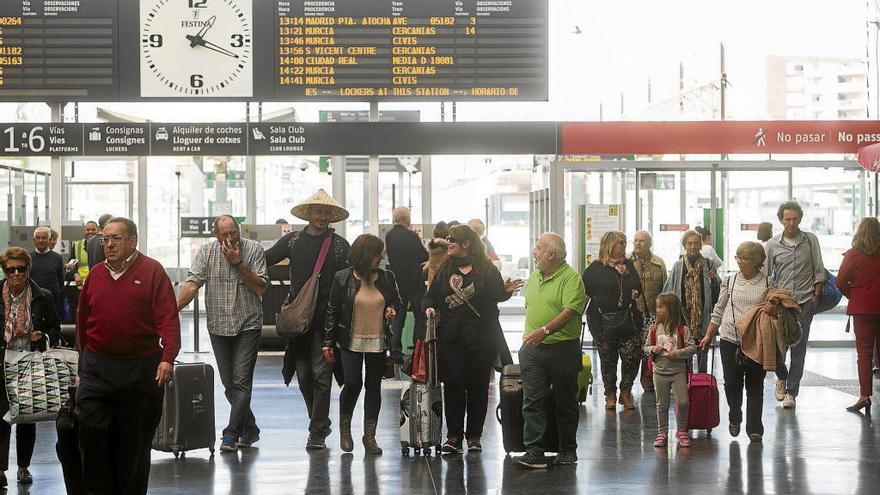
[266,189,351,450]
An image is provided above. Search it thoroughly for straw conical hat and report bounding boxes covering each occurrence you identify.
[291,189,349,223]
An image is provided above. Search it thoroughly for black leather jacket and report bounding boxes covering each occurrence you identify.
[323,267,402,351]
[0,278,63,352]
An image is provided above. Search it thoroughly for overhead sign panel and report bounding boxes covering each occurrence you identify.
[273,0,548,101]
[0,0,119,100]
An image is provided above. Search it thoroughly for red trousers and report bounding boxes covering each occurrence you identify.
[854,314,880,397]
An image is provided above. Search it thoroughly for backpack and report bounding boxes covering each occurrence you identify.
[647,324,690,375]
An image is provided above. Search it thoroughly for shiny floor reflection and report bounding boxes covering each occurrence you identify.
[8,348,879,494]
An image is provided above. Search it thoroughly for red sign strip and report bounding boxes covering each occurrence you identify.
[561,121,880,155]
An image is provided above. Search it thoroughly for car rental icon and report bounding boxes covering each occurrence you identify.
[155,127,170,141]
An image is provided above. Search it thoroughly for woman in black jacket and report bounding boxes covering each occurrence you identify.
[322,234,401,454]
[424,224,521,455]
[0,247,62,487]
[582,231,643,411]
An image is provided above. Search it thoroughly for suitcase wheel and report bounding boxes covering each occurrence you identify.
[209,447,215,455]
[435,445,442,456]
[173,449,181,459]
[402,447,410,456]
[422,447,431,456]
[707,428,712,437]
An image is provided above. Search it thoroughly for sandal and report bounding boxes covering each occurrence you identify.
[653,433,668,447]
[676,430,690,447]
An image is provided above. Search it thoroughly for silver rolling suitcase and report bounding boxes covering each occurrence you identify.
[400,316,443,456]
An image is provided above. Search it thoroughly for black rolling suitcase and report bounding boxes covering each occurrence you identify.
[152,362,216,458]
[56,386,84,495]
[496,364,558,454]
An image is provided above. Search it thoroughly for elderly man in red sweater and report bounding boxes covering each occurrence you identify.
[75,217,180,495]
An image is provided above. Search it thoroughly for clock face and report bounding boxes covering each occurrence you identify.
[140,0,253,97]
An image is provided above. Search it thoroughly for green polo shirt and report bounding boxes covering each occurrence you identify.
[524,263,586,344]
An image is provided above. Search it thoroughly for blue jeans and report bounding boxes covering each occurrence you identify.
[779,299,816,397]
[210,329,261,439]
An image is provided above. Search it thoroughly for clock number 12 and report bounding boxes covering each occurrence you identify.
[189,0,208,8]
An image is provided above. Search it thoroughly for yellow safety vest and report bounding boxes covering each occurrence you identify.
[73,239,89,280]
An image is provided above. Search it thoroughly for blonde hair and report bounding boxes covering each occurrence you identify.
[852,217,880,255]
[736,241,767,269]
[598,231,626,264]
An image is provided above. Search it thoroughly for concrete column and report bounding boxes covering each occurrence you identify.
[137,156,148,254]
[49,103,63,252]
[420,155,432,227]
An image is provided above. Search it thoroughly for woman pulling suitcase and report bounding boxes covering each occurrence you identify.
[423,225,521,454]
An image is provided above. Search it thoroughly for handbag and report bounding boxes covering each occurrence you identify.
[410,339,428,383]
[598,307,638,338]
[639,291,656,340]
[806,235,842,313]
[275,234,333,339]
[3,346,78,424]
[728,273,762,369]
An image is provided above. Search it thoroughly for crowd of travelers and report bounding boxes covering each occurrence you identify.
[0,192,877,491]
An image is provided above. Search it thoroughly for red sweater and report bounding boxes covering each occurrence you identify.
[837,248,880,315]
[77,254,181,363]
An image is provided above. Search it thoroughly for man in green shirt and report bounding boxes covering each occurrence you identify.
[514,233,586,469]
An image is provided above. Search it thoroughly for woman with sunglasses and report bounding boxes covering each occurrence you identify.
[424,224,522,454]
[582,231,643,410]
[0,247,62,487]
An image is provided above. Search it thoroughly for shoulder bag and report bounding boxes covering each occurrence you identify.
[275,234,333,339]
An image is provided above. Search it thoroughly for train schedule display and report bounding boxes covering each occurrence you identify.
[0,0,547,102]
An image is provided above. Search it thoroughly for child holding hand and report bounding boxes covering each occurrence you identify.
[645,293,698,448]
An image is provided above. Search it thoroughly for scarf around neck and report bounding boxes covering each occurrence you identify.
[605,257,628,276]
[3,282,32,344]
[683,256,704,331]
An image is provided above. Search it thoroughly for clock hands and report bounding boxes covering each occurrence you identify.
[186,15,239,59]
[196,15,216,40]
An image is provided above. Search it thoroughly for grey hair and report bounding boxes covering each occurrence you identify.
[540,232,567,261]
[392,206,411,224]
[98,213,113,228]
[106,217,138,236]
[33,226,51,238]
[634,230,653,249]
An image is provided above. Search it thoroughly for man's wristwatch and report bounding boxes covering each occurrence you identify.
[541,326,550,335]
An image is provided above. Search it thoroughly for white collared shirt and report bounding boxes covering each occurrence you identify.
[106,251,140,280]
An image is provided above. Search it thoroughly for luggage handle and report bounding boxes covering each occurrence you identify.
[495,404,502,424]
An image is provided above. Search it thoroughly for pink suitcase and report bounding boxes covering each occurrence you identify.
[686,348,720,435]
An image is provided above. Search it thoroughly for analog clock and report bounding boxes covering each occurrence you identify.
[140,0,253,97]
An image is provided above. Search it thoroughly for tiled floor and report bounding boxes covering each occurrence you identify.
[8,317,879,494]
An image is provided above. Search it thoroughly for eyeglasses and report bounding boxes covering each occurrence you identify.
[445,236,459,244]
[734,256,752,262]
[3,266,28,275]
[102,235,132,245]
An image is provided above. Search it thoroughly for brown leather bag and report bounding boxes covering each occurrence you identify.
[275,234,332,339]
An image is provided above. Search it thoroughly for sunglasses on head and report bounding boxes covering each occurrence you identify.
[445,236,458,244]
[3,266,28,275]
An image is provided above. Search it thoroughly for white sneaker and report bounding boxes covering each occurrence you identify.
[782,394,796,409]
[775,380,786,401]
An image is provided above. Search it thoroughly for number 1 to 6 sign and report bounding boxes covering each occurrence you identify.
[3,126,46,153]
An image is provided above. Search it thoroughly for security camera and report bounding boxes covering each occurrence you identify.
[298,163,309,172]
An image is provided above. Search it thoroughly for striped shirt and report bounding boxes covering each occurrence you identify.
[187,238,268,336]
[710,272,775,344]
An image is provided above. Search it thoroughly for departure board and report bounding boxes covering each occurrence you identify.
[274,0,548,100]
[0,0,119,100]
[0,0,547,102]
